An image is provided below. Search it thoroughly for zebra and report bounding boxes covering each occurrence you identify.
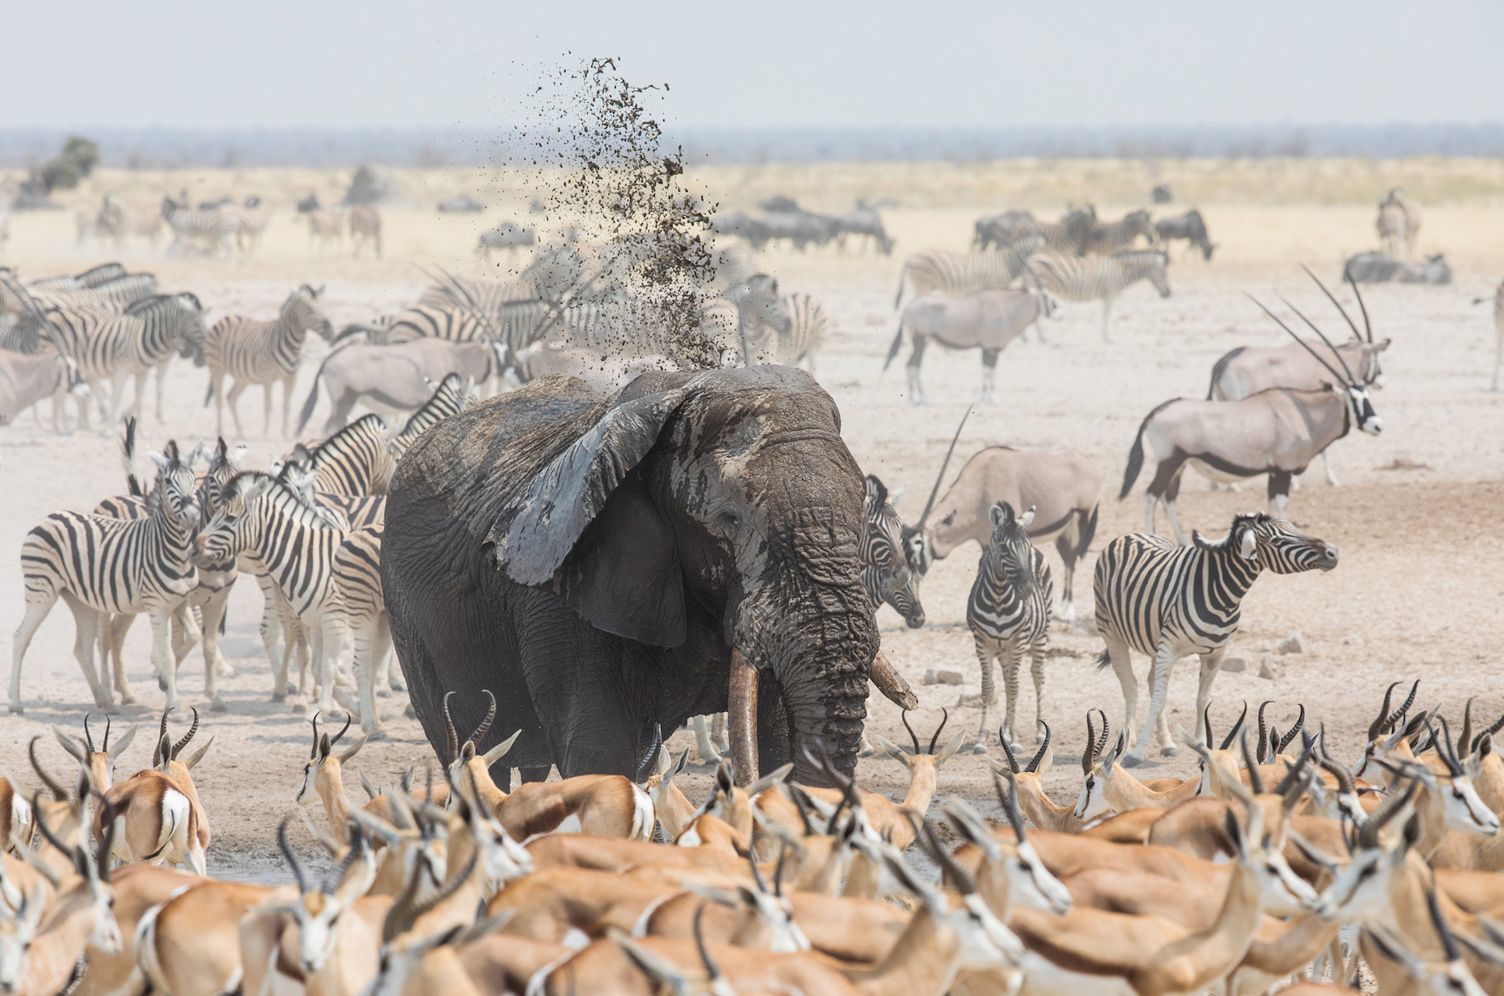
[44,293,206,430]
[161,197,239,256]
[389,374,476,463]
[1024,249,1171,342]
[30,273,158,313]
[1091,512,1338,766]
[348,205,382,258]
[286,413,394,495]
[203,285,332,437]
[861,475,923,629]
[1083,210,1157,255]
[415,272,536,316]
[968,501,1052,751]
[11,440,201,713]
[193,472,352,718]
[892,237,1043,308]
[758,292,829,373]
[331,524,388,734]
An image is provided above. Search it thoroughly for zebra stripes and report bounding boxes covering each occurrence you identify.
[769,292,829,373]
[1024,249,1171,342]
[861,475,923,628]
[1092,513,1338,763]
[968,502,1052,748]
[1083,210,1156,255]
[415,273,536,315]
[289,414,393,496]
[204,285,331,436]
[11,441,201,712]
[162,197,263,256]
[44,293,206,429]
[333,523,390,733]
[391,374,475,462]
[893,237,1043,307]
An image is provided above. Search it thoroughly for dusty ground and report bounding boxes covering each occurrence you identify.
[0,161,1501,880]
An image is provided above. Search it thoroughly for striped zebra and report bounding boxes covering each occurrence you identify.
[893,236,1044,308]
[390,374,475,463]
[861,475,923,629]
[1083,210,1157,255]
[968,502,1052,749]
[286,413,393,495]
[415,272,536,314]
[1091,512,1338,765]
[764,292,830,373]
[203,285,332,436]
[44,293,206,430]
[332,523,388,734]
[162,197,240,256]
[30,274,158,313]
[194,472,353,718]
[29,261,127,291]
[11,440,201,713]
[1024,249,1171,342]
[1029,206,1097,255]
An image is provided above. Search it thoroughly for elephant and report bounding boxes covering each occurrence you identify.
[382,365,917,788]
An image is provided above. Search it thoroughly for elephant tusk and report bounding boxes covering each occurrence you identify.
[870,649,918,710]
[728,648,760,787]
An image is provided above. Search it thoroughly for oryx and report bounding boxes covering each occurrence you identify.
[883,287,1058,406]
[1207,267,1391,486]
[901,407,1102,622]
[1120,273,1384,543]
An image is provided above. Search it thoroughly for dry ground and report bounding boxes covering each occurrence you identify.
[0,160,1501,880]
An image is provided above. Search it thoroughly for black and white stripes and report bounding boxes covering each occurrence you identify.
[204,285,331,437]
[1024,249,1171,342]
[968,502,1052,748]
[1092,513,1338,764]
[861,475,924,629]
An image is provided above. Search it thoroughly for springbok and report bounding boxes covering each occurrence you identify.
[1121,282,1383,542]
[902,408,1102,622]
[51,713,138,792]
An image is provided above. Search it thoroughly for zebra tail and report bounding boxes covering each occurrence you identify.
[121,417,142,497]
[1093,648,1112,671]
[882,321,906,373]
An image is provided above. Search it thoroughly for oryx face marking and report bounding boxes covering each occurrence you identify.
[1348,385,1382,435]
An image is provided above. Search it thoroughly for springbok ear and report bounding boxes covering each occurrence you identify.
[936,729,969,766]
[339,738,366,764]
[482,729,522,765]
[874,736,912,766]
[51,729,86,763]
[1018,505,1036,529]
[1239,529,1258,560]
[184,736,215,769]
[109,723,139,758]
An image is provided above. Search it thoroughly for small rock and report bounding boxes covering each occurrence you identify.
[1277,630,1305,655]
[1258,657,1284,681]
[924,669,964,686]
[1221,656,1248,673]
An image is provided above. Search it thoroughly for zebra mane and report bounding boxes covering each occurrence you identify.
[311,414,388,460]
[1111,248,1170,263]
[123,293,198,318]
[1192,513,1271,551]
[398,374,466,438]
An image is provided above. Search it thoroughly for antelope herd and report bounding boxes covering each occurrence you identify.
[0,173,1499,995]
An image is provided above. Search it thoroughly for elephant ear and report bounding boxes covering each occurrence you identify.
[489,388,690,640]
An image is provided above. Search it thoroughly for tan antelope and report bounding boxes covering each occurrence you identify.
[50,713,138,792]
[441,693,654,841]
[71,862,201,996]
[296,711,369,846]
[996,720,1081,832]
[1121,283,1382,540]
[0,777,32,854]
[99,712,212,874]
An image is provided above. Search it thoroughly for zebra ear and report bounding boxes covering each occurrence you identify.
[1239,529,1258,560]
[1018,505,1036,529]
[989,502,1012,527]
[888,484,906,508]
[147,449,171,471]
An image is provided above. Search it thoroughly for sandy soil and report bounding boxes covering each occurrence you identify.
[0,164,1501,880]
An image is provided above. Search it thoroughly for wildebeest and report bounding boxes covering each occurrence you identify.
[973,210,1036,251]
[885,288,1058,405]
[1343,252,1451,285]
[477,223,535,258]
[831,203,894,255]
[296,336,505,435]
[1153,209,1216,260]
[1083,210,1157,255]
[1151,184,1173,204]
[757,210,840,251]
[436,195,485,213]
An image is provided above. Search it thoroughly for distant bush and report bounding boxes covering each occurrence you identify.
[13,134,101,208]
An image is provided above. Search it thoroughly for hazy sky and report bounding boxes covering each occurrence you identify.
[5,0,1499,130]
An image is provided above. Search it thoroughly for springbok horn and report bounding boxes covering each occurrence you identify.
[1427,886,1462,964]
[278,817,310,894]
[728,648,759,787]
[1240,729,1265,796]
[328,711,352,749]
[1083,710,1097,776]
[998,726,1021,774]
[1383,680,1420,737]
[1027,721,1051,773]
[171,707,199,759]
[1460,699,1475,761]
[901,710,921,755]
[692,903,722,983]
[29,738,66,800]
[83,714,96,754]
[915,405,974,528]
[1279,296,1360,384]
[1369,681,1400,741]
[1434,717,1464,777]
[157,708,172,756]
[1478,713,1504,754]
[441,691,460,764]
[1093,709,1110,759]
[1203,703,1214,747]
[1246,295,1350,386]
[927,708,949,755]
[309,712,322,759]
[1256,701,1272,764]
[870,650,917,710]
[1357,778,1418,850]
[1220,701,1249,751]
[470,690,497,746]
[1277,705,1306,756]
[1300,263,1368,344]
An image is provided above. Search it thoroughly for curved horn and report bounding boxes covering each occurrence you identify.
[1093,709,1110,759]
[278,817,309,893]
[927,708,949,755]
[1277,705,1306,756]
[441,691,460,764]
[1027,720,1051,774]
[1434,717,1464,777]
[1300,263,1369,344]
[1460,699,1475,762]
[1357,778,1419,850]
[914,812,975,894]
[1369,682,1400,741]
[328,711,352,749]
[157,708,172,756]
[747,848,769,895]
[28,738,66,800]
[1220,701,1249,751]
[1203,703,1215,748]
[1256,701,1272,764]
[1275,737,1316,800]
[1240,729,1265,796]
[309,712,322,759]
[1427,886,1461,964]
[83,713,96,754]
[320,830,364,894]
[901,710,921,755]
[915,405,973,528]
[1083,710,1097,776]
[171,707,199,759]
[1001,776,1028,841]
[1246,295,1350,386]
[1382,680,1420,738]
[693,903,722,983]
[998,725,1021,774]
[469,690,497,746]
[1278,296,1360,384]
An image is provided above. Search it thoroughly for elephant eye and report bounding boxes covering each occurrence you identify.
[720,511,740,531]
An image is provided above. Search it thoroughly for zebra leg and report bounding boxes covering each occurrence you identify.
[972,633,996,751]
[256,575,290,699]
[357,615,392,736]
[978,349,999,406]
[691,715,722,764]
[308,615,339,719]
[281,373,297,438]
[225,381,250,440]
[1030,641,1047,744]
[149,607,178,712]
[133,371,150,429]
[199,586,232,712]
[1001,640,1022,753]
[1192,649,1227,751]
[1102,635,1137,755]
[11,591,60,713]
[1126,639,1178,766]
[153,364,167,422]
[262,383,274,438]
[102,611,137,704]
[63,598,114,711]
[905,336,927,406]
